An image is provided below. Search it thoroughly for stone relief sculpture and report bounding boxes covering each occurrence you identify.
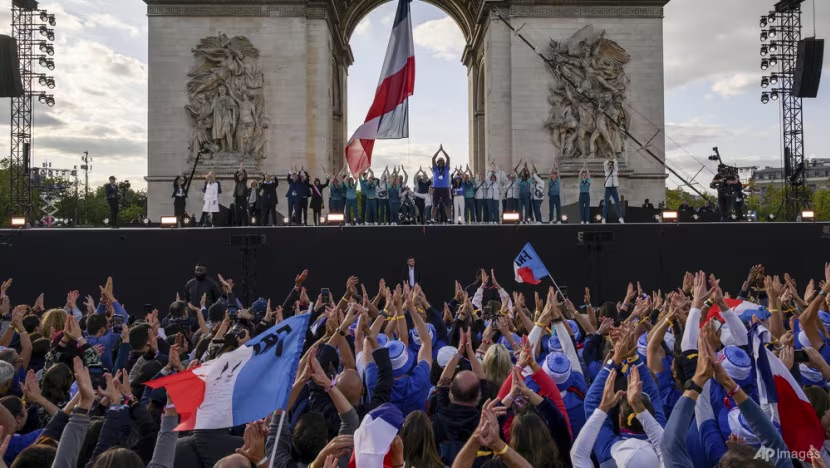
[545,25,631,159]
[185,33,267,162]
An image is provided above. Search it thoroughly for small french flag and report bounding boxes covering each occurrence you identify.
[513,242,550,285]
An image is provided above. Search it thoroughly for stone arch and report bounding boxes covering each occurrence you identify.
[342,0,476,44]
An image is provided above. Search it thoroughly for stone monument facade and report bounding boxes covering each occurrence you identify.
[143,0,669,220]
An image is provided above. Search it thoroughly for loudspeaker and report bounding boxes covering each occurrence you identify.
[22,142,30,174]
[0,35,23,98]
[793,38,824,98]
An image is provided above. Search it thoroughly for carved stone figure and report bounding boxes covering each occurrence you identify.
[545,25,631,159]
[185,33,267,161]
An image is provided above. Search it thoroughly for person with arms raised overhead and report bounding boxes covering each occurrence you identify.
[430,148,452,224]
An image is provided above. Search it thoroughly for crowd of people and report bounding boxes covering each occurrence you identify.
[0,260,829,467]
[181,153,632,227]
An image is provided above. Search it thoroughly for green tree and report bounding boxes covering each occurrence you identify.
[812,189,830,221]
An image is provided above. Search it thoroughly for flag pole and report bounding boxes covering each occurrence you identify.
[268,410,287,468]
[548,274,565,299]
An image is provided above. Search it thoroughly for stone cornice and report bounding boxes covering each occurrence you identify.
[508,4,665,17]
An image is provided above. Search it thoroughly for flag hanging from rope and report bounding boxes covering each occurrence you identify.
[345,0,415,177]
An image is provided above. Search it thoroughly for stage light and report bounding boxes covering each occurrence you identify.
[760,16,768,27]
[103,218,110,225]
[502,212,520,224]
[45,77,55,89]
[326,213,345,224]
[457,216,463,224]
[768,11,776,23]
[760,30,768,41]
[183,217,191,225]
[39,10,48,22]
[48,15,55,27]
[761,92,770,104]
[38,75,47,86]
[761,77,770,88]
[769,56,778,67]
[661,211,678,222]
[760,45,769,56]
[10,217,26,227]
[771,90,779,100]
[761,59,769,70]
[250,216,257,224]
[801,210,815,221]
[769,26,777,37]
[654,214,661,222]
[769,41,778,52]
[560,214,568,224]
[38,25,48,36]
[693,214,700,221]
[160,216,177,226]
[730,214,737,220]
[770,73,778,84]
[143,218,151,225]
[283,217,289,224]
[594,214,602,222]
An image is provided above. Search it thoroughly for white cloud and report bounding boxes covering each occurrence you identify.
[353,17,372,38]
[85,13,141,38]
[414,17,464,61]
[380,13,394,27]
[710,73,758,98]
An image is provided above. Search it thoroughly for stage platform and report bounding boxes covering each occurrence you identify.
[1,222,828,314]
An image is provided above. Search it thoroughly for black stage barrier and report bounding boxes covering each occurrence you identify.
[0,223,827,316]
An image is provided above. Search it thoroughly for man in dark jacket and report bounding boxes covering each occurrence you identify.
[184,263,221,309]
[430,370,484,465]
[232,166,249,226]
[105,176,119,227]
[401,256,422,287]
[259,174,278,226]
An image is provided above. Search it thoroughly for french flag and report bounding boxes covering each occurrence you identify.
[750,322,823,461]
[345,0,415,177]
[513,242,550,285]
[707,299,770,325]
[146,314,310,431]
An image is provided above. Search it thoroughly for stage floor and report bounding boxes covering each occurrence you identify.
[2,222,828,313]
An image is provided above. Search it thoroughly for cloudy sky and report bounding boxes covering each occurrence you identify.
[0,0,827,191]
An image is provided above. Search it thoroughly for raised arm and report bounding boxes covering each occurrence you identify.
[409,288,433,367]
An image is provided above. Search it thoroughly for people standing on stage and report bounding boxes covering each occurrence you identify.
[619,194,628,219]
[389,168,406,225]
[361,169,380,225]
[232,164,249,226]
[359,171,369,223]
[105,176,119,227]
[308,176,330,226]
[515,162,532,223]
[473,173,485,224]
[260,173,278,226]
[248,180,261,225]
[377,167,391,224]
[328,172,346,215]
[462,166,475,224]
[201,172,222,227]
[413,187,434,224]
[547,165,562,224]
[484,165,502,224]
[501,164,519,214]
[430,152,453,224]
[579,165,591,224]
[530,164,546,224]
[172,176,188,227]
[732,175,745,221]
[345,176,359,225]
[287,170,304,225]
[711,166,735,222]
[415,168,431,224]
[451,169,465,224]
[299,169,311,225]
[602,154,624,224]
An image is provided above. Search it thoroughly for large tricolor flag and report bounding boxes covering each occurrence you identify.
[146,313,310,431]
[514,243,550,285]
[749,322,823,461]
[345,0,415,176]
[707,298,770,325]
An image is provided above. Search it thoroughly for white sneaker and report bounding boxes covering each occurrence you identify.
[535,221,542,225]
[557,221,562,225]
[601,219,607,224]
[619,218,625,224]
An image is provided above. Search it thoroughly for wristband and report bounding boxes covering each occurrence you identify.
[626,412,638,426]
[820,290,828,297]
[164,404,176,411]
[534,322,547,328]
[727,384,741,398]
[481,339,492,345]
[257,458,268,467]
[493,444,509,456]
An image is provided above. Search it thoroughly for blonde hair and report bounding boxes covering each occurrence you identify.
[483,344,512,388]
[40,309,66,339]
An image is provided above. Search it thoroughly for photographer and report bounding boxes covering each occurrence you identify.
[732,175,745,221]
[711,165,737,222]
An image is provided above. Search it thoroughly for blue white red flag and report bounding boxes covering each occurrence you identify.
[146,313,310,431]
[513,243,550,285]
[750,322,823,461]
[345,0,415,176]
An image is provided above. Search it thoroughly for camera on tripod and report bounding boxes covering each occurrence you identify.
[708,147,738,189]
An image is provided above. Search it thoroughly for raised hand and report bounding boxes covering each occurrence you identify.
[33,293,45,313]
[295,269,309,287]
[0,279,12,297]
[73,357,94,405]
[599,369,625,412]
[626,365,646,413]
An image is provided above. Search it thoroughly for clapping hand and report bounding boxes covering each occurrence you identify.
[599,369,625,412]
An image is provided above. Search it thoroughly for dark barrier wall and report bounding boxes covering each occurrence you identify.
[0,223,827,316]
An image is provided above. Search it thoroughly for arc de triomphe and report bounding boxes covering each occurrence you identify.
[143,0,669,220]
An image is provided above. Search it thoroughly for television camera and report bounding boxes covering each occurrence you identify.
[708,147,738,190]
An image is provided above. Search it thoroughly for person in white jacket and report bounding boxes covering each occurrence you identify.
[530,164,547,224]
[482,170,502,224]
[201,172,222,227]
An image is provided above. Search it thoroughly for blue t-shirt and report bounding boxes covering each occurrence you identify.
[390,360,431,416]
[388,185,401,202]
[579,178,591,193]
[463,181,475,198]
[432,166,451,188]
[345,184,358,200]
[361,179,378,199]
[330,183,344,200]
[518,179,531,197]
[549,179,560,196]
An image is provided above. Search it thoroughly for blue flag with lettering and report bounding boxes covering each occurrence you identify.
[513,242,549,285]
